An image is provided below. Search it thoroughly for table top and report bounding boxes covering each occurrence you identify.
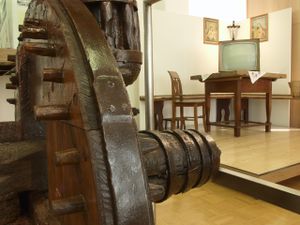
[191,71,287,82]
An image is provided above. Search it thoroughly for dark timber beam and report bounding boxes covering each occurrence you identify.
[214,167,300,214]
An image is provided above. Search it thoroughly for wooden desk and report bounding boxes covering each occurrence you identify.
[191,72,287,137]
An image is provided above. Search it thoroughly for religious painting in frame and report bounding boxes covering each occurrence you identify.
[203,17,219,45]
[251,14,268,42]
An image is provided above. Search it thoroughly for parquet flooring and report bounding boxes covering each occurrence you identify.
[156,127,300,225]
[156,182,300,225]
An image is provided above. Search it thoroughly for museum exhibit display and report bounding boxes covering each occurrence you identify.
[191,39,286,137]
[0,0,221,224]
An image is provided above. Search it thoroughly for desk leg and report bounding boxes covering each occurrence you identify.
[216,99,231,122]
[234,88,241,137]
[154,100,164,131]
[266,91,272,132]
[205,92,211,132]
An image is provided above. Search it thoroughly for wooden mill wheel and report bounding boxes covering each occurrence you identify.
[16,0,154,224]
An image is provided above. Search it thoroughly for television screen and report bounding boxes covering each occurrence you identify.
[219,39,260,72]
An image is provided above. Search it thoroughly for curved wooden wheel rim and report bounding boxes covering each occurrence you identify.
[17,0,154,224]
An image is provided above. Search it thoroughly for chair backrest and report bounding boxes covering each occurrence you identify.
[168,71,183,101]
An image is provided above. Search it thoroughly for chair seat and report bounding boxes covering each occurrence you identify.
[185,116,204,120]
[174,100,205,107]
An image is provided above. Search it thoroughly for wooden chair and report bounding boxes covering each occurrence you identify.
[168,71,207,131]
[163,117,181,129]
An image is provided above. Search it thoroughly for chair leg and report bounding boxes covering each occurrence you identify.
[202,105,207,132]
[242,98,249,123]
[171,104,176,130]
[180,106,185,129]
[216,99,222,122]
[193,106,198,130]
[176,118,180,128]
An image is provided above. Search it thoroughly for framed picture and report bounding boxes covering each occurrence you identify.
[251,14,268,42]
[203,18,219,45]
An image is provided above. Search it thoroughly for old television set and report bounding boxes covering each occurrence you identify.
[219,39,260,72]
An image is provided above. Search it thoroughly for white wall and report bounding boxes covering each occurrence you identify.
[0,76,15,121]
[0,0,15,122]
[0,0,13,48]
[0,1,27,122]
[152,0,189,15]
[138,10,219,129]
[189,0,247,21]
[152,12,219,95]
[138,7,292,129]
[220,8,292,126]
[247,8,292,126]
[11,2,27,48]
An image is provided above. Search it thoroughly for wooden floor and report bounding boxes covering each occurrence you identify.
[208,127,300,176]
[155,126,300,225]
[156,182,300,225]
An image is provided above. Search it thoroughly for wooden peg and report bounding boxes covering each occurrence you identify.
[6,83,17,90]
[24,42,56,57]
[19,27,48,40]
[7,55,16,62]
[55,148,80,165]
[51,195,85,216]
[18,25,24,32]
[9,75,19,85]
[24,18,42,26]
[34,105,70,121]
[7,98,17,105]
[43,68,64,83]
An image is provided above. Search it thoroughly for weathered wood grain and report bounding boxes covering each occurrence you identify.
[0,192,20,225]
[0,140,47,196]
[29,192,61,225]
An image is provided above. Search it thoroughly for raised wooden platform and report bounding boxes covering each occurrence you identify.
[209,126,300,181]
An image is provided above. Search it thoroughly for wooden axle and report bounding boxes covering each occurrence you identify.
[140,130,221,202]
